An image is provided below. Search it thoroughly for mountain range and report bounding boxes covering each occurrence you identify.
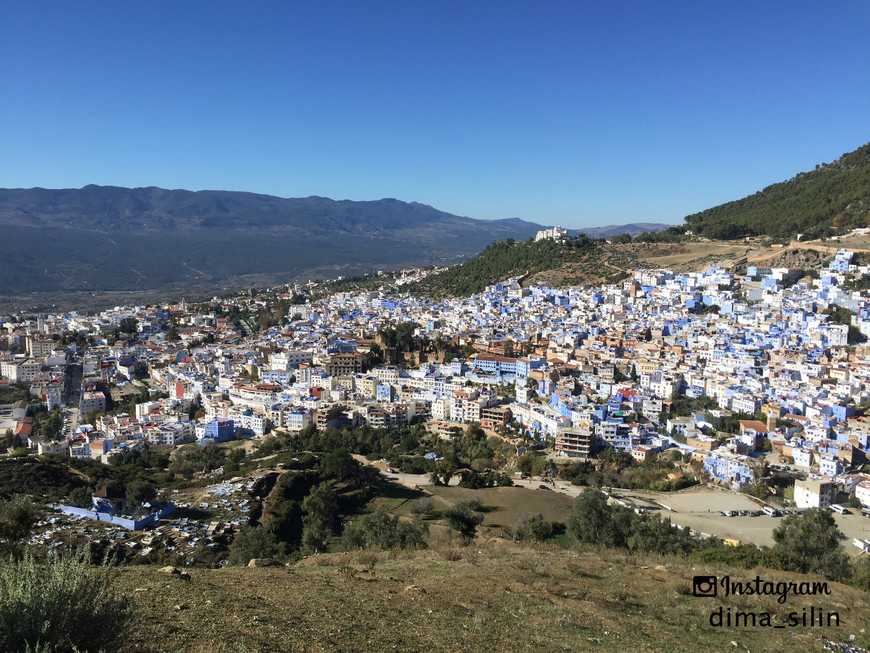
[0,185,668,296]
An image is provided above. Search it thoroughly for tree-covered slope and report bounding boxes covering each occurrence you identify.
[683,142,870,239]
[409,235,596,298]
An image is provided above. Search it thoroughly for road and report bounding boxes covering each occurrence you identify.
[745,240,870,265]
[64,361,82,408]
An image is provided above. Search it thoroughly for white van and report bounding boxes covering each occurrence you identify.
[830,504,848,514]
[762,506,779,517]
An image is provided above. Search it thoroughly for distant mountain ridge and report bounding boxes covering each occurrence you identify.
[0,184,672,298]
[575,222,672,239]
[0,185,534,235]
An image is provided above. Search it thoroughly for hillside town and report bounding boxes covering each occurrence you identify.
[4,247,870,538]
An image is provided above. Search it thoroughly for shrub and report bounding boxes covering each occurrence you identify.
[340,508,428,551]
[506,513,553,542]
[410,497,435,515]
[0,496,38,556]
[443,503,484,544]
[227,525,279,565]
[0,551,132,653]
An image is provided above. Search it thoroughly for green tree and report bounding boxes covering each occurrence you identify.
[507,512,553,542]
[443,500,484,544]
[319,448,357,482]
[227,525,280,565]
[0,496,38,556]
[301,482,337,553]
[68,485,93,507]
[201,444,226,473]
[770,508,851,580]
[567,488,619,547]
[503,338,514,357]
[118,317,138,335]
[166,320,180,341]
[741,482,769,500]
[125,479,157,508]
[341,508,429,551]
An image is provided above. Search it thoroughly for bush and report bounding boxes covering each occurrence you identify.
[688,542,767,569]
[340,508,428,551]
[849,556,870,592]
[0,496,38,556]
[227,525,279,565]
[0,551,131,653]
[506,513,553,542]
[410,497,435,515]
[443,502,484,544]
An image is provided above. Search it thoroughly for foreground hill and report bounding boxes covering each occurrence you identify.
[682,142,870,240]
[0,186,544,295]
[112,544,869,653]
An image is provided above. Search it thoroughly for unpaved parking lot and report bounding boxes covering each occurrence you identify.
[611,486,870,550]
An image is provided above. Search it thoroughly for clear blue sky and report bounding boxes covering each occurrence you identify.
[2,2,868,228]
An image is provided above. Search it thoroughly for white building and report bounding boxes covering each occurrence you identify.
[534,226,569,241]
[855,481,870,508]
[794,478,836,509]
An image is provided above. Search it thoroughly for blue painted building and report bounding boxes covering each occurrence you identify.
[201,418,234,445]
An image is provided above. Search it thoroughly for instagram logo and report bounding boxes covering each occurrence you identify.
[693,575,718,597]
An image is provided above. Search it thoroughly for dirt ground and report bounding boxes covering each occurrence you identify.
[611,486,870,551]
[112,542,870,653]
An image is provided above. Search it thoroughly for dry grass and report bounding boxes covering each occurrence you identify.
[112,544,870,653]
[426,485,575,535]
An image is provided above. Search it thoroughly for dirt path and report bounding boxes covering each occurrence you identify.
[745,241,870,264]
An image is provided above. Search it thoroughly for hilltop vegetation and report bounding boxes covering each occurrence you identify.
[409,235,600,297]
[682,142,870,240]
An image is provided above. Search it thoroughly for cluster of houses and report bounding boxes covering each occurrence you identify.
[4,249,870,510]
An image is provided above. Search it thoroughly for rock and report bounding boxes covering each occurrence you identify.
[405,585,426,594]
[158,566,180,575]
[654,565,667,571]
[174,604,188,611]
[248,558,283,567]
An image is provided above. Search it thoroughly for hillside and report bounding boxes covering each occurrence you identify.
[683,142,870,240]
[404,234,711,298]
[111,544,870,653]
[408,235,606,297]
[0,186,544,296]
